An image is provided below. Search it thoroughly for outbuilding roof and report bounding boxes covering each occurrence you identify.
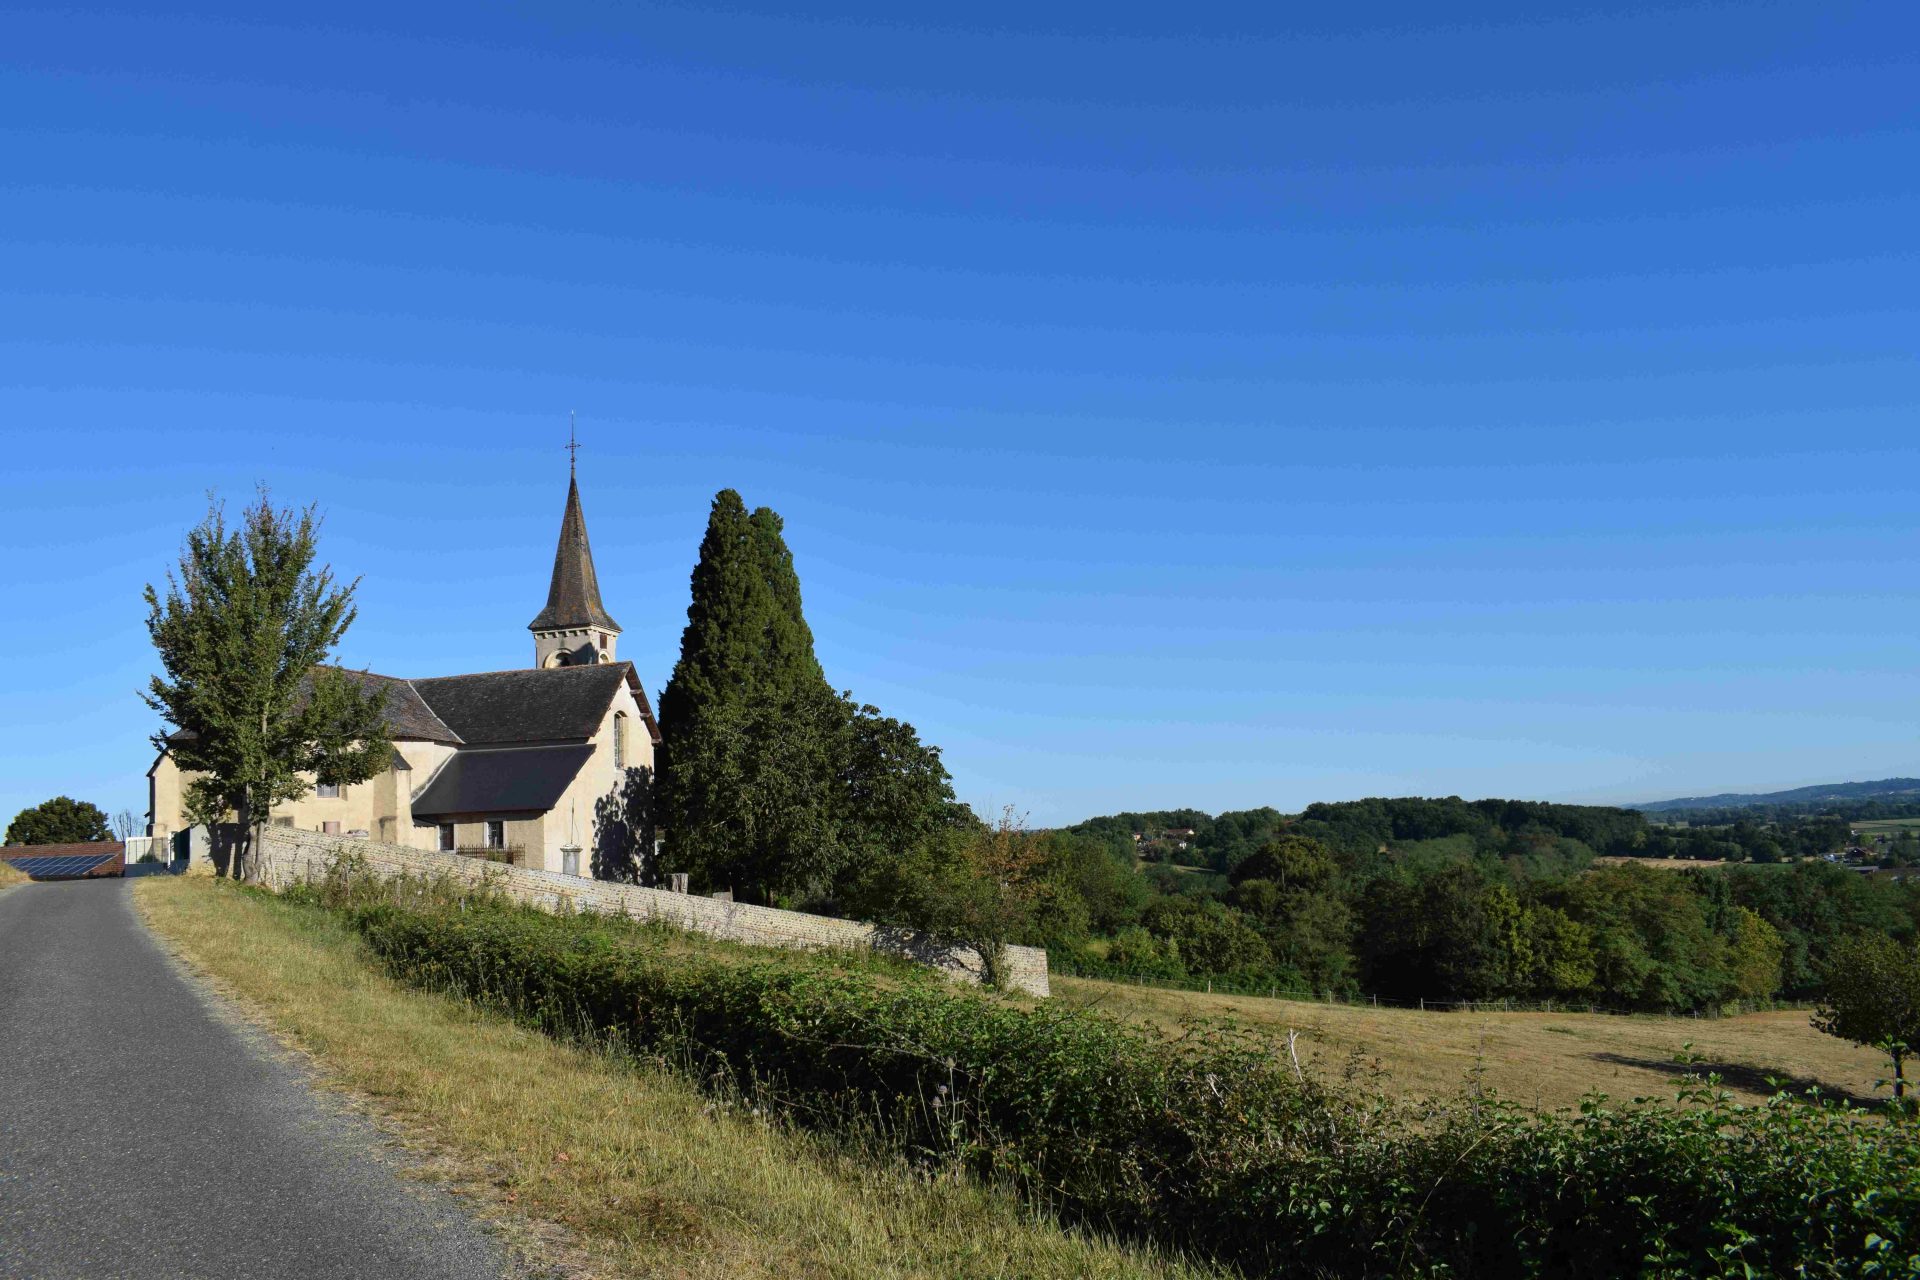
[409,744,595,817]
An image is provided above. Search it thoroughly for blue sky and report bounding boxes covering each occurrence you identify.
[2,2,1916,830]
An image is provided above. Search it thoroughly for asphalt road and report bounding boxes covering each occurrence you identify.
[0,876,516,1279]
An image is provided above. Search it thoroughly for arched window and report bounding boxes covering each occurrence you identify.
[613,711,628,769]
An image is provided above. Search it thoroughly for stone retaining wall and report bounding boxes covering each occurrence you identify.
[255,827,1050,998]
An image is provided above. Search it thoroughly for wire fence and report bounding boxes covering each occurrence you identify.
[1053,966,1818,1020]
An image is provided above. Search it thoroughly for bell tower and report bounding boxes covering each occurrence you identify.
[528,442,620,668]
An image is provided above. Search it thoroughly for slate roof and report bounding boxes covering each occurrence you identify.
[156,658,656,767]
[334,669,463,744]
[528,475,620,633]
[409,744,595,817]
[159,669,463,748]
[411,663,635,746]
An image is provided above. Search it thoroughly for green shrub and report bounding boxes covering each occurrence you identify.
[1102,925,1186,980]
[334,892,1920,1278]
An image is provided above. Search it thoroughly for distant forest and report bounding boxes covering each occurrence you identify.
[1632,776,1920,814]
[1074,794,1867,871]
[1019,795,1920,1014]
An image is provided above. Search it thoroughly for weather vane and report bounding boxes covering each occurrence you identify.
[567,410,579,475]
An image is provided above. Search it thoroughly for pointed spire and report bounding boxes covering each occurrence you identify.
[528,472,620,633]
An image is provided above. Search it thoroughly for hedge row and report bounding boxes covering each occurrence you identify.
[330,892,1920,1278]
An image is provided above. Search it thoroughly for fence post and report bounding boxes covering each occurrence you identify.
[1419,998,1424,1011]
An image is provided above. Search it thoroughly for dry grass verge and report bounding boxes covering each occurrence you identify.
[0,861,28,892]
[135,875,1221,1280]
[1055,974,1886,1112]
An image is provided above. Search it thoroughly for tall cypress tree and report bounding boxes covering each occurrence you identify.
[748,506,826,680]
[657,491,841,899]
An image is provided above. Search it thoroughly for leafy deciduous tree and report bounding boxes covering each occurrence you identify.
[1815,933,1920,1101]
[1228,834,1337,890]
[5,796,112,845]
[143,492,392,880]
[831,695,960,892]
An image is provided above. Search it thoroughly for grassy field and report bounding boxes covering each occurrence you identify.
[1054,975,1889,1113]
[1853,818,1920,835]
[0,861,27,891]
[134,875,1220,1280]
[1591,855,1733,870]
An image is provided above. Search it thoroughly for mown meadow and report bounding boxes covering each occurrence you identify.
[1053,975,1885,1112]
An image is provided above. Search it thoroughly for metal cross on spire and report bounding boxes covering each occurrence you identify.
[567,410,579,476]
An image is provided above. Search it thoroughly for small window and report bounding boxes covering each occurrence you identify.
[598,633,608,651]
[486,820,504,850]
[317,783,341,798]
[438,823,455,852]
[613,711,627,769]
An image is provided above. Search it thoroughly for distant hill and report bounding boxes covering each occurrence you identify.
[1632,778,1920,813]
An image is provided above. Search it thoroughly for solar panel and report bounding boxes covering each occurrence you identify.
[5,852,120,878]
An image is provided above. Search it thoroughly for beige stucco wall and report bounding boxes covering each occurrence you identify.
[412,813,547,862]
[526,682,656,872]
[400,740,458,794]
[256,826,1051,998]
[149,741,439,854]
[148,755,183,843]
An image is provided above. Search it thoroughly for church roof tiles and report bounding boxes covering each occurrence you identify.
[163,668,465,747]
[335,669,464,744]
[412,662,649,746]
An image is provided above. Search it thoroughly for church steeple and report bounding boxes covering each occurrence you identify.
[529,468,621,668]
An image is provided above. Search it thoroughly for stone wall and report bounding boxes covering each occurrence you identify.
[255,827,1051,998]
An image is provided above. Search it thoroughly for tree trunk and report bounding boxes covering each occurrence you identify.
[1894,1049,1907,1101]
[977,937,1008,990]
[233,796,253,882]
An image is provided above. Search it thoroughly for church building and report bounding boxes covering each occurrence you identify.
[148,470,660,876]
